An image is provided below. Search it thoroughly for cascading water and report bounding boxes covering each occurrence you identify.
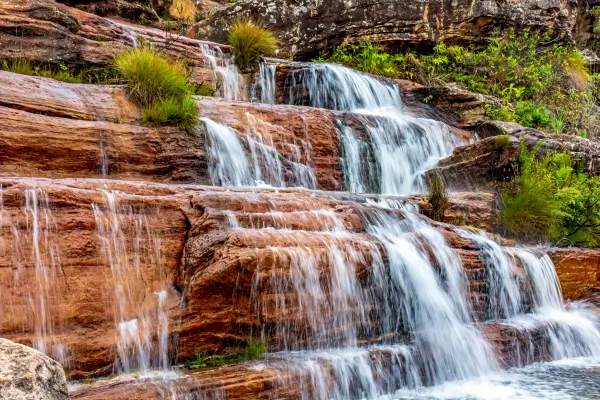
[288,63,460,194]
[201,114,317,188]
[92,190,170,374]
[0,185,68,366]
[252,63,277,104]
[199,44,247,101]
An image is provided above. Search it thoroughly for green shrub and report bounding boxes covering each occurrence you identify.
[114,46,198,130]
[142,96,198,130]
[195,83,215,96]
[191,341,266,369]
[228,19,278,71]
[501,142,600,246]
[427,173,449,222]
[514,101,550,128]
[2,59,34,75]
[114,46,192,106]
[494,135,511,153]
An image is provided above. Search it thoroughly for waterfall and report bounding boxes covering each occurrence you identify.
[201,116,317,188]
[288,63,461,194]
[199,44,246,101]
[252,63,277,104]
[92,190,170,374]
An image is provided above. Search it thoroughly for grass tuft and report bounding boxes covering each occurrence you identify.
[191,341,267,369]
[114,46,192,106]
[142,96,198,130]
[228,18,278,72]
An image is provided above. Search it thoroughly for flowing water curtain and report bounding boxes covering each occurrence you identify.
[199,44,247,101]
[251,63,277,104]
[0,185,68,366]
[92,190,171,373]
[288,63,462,195]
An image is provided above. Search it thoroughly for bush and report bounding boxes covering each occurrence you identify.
[501,142,600,246]
[228,18,278,72]
[142,96,198,130]
[318,32,599,137]
[427,173,449,222]
[114,46,192,106]
[191,341,266,369]
[114,46,198,130]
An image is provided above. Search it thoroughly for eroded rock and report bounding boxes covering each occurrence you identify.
[193,0,579,59]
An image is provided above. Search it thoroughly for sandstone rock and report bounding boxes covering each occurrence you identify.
[478,120,526,138]
[57,0,161,25]
[431,129,600,191]
[407,83,503,128]
[0,338,68,400]
[193,0,579,59]
[0,178,504,378]
[549,248,600,300]
[0,0,218,85]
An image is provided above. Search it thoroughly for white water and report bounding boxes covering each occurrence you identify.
[199,44,246,101]
[252,63,277,104]
[288,63,460,194]
[201,116,317,188]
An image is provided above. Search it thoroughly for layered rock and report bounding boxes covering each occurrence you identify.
[0,177,509,378]
[0,338,68,400]
[0,0,219,85]
[193,0,579,59]
[430,128,600,191]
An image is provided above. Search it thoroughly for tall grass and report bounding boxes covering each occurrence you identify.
[114,46,191,105]
[228,18,278,71]
[114,46,198,130]
[191,341,267,369]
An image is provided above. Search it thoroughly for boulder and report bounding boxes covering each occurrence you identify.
[0,338,68,400]
[193,0,579,59]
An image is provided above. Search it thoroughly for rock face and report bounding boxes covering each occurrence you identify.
[431,128,600,191]
[0,338,68,400]
[0,177,504,379]
[550,248,600,300]
[0,0,219,85]
[194,0,579,59]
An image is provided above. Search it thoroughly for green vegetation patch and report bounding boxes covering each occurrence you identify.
[501,142,600,246]
[317,32,600,137]
[114,46,198,130]
[427,172,449,222]
[228,18,278,72]
[1,59,119,84]
[191,341,267,369]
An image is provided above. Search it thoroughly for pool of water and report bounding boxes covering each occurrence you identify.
[393,358,600,400]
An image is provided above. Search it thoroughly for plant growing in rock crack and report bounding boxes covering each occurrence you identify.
[427,172,449,222]
[191,341,267,369]
[228,18,278,72]
[114,45,198,130]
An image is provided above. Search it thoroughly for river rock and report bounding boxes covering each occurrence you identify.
[192,0,579,59]
[0,338,68,400]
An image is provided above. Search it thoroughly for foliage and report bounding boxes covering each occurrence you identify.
[317,32,599,137]
[501,142,600,246]
[1,59,119,84]
[142,96,198,130]
[427,173,449,222]
[228,18,278,71]
[114,46,192,105]
[191,342,266,369]
[493,135,510,153]
[114,46,198,130]
[195,83,215,96]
